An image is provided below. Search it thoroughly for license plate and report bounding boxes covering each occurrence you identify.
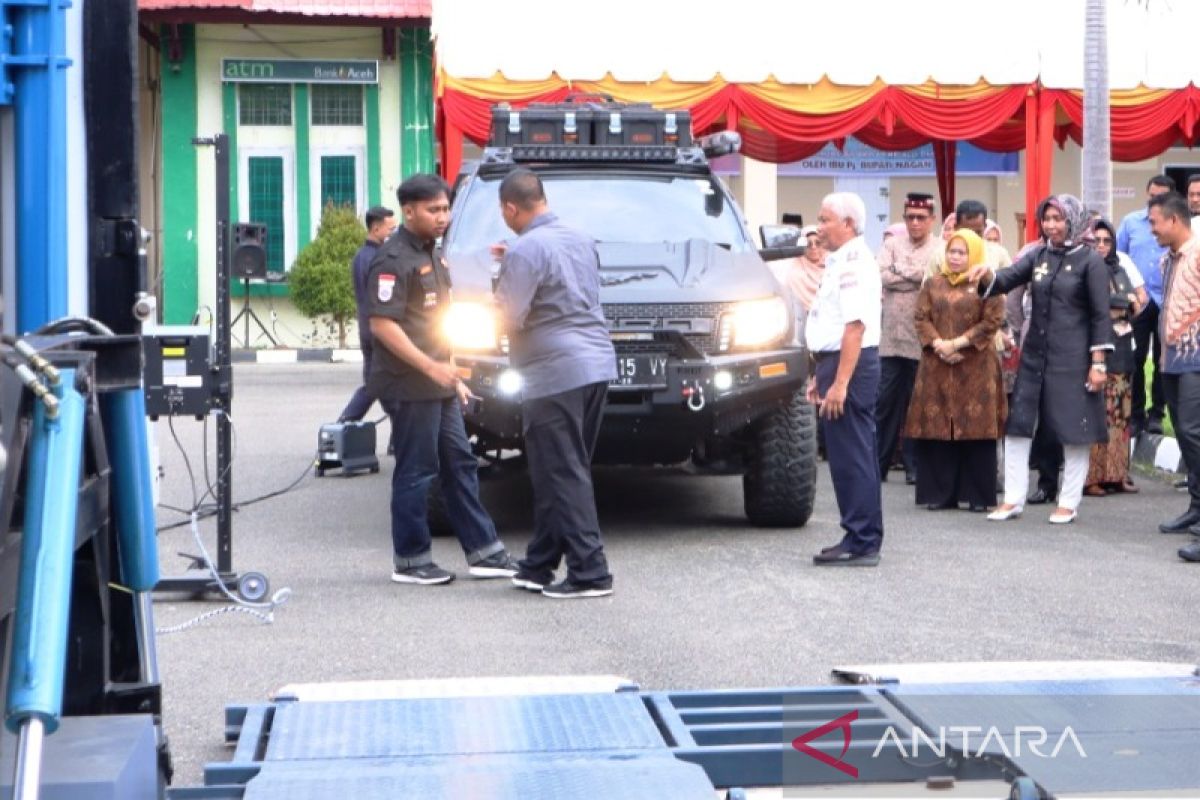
[612,354,669,388]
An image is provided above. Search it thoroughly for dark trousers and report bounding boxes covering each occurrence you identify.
[914,438,997,508]
[815,348,884,554]
[339,340,376,422]
[380,395,503,567]
[519,382,611,584]
[1163,372,1200,512]
[1031,417,1063,498]
[875,356,918,479]
[1132,300,1166,428]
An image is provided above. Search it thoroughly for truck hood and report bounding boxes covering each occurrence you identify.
[445,239,781,304]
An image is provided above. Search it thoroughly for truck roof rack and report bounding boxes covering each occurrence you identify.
[478,132,739,170]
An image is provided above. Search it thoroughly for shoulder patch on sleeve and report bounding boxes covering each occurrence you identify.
[377,274,396,302]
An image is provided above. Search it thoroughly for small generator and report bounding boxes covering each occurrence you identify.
[315,420,380,477]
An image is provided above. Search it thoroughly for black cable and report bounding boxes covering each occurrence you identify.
[199,413,223,510]
[156,456,315,533]
[156,413,316,533]
[165,415,200,511]
[33,316,115,337]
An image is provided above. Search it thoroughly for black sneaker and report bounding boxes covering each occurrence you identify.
[468,552,520,578]
[391,563,455,585]
[813,544,880,567]
[511,569,553,592]
[541,578,614,599]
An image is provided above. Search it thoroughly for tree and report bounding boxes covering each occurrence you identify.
[1082,0,1112,220]
[289,203,365,349]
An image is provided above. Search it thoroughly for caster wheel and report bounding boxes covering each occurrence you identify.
[237,572,269,603]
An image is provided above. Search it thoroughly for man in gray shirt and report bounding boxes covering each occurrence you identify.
[494,168,617,599]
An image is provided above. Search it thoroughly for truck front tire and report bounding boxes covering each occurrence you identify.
[743,390,818,527]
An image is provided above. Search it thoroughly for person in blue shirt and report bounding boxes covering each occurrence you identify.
[1117,174,1175,434]
[338,206,396,423]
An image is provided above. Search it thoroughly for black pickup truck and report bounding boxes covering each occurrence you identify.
[441,103,817,527]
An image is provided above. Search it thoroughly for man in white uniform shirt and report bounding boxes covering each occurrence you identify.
[806,192,885,566]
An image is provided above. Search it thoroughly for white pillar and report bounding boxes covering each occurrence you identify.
[741,156,778,247]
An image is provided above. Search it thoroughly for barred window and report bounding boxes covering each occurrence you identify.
[247,156,285,272]
[319,155,357,211]
[311,84,363,126]
[238,83,292,126]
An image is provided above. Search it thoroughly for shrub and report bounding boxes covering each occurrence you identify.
[288,203,366,349]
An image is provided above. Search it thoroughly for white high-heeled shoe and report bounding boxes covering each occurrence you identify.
[1048,509,1077,525]
[987,505,1023,521]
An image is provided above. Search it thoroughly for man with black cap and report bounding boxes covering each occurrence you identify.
[875,193,939,485]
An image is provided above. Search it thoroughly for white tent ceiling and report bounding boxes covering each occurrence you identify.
[433,0,1200,90]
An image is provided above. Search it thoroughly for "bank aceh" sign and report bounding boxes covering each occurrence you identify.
[222,59,378,84]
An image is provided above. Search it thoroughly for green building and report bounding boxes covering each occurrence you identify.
[137,1,434,347]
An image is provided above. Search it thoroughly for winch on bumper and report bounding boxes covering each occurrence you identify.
[454,347,807,459]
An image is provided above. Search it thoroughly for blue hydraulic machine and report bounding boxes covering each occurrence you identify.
[1,0,170,797]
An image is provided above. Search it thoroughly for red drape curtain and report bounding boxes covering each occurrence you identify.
[439,83,1030,170]
[438,81,1200,240]
[1048,87,1200,162]
[932,141,958,216]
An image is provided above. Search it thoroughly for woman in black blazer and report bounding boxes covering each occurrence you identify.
[969,194,1112,525]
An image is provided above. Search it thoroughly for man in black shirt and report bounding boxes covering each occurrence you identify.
[367,174,517,585]
[338,205,395,423]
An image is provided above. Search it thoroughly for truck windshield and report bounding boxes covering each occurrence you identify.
[445,172,752,253]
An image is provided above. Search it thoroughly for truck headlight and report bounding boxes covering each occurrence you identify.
[443,302,498,352]
[724,297,789,349]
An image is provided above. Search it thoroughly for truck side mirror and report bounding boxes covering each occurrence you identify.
[760,224,801,249]
[759,245,807,262]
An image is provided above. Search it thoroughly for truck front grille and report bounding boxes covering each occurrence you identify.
[603,302,730,356]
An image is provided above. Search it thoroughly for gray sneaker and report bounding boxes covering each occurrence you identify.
[391,563,455,585]
[468,551,520,578]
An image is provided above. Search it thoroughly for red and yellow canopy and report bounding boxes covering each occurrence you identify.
[432,0,1200,240]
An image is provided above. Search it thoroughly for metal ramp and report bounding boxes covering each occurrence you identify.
[194,692,717,800]
[174,675,1200,798]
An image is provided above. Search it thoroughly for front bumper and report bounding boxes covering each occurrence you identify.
[456,348,808,451]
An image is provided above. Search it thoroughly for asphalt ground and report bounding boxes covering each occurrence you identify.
[152,363,1200,788]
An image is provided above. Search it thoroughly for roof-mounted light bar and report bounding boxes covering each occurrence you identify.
[509,144,680,163]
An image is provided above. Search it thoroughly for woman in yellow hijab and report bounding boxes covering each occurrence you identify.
[941,228,983,285]
[904,229,1008,511]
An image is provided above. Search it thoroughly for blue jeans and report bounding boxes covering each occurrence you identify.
[815,347,884,554]
[379,396,504,567]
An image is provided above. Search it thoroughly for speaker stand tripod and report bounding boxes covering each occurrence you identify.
[230,277,278,348]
